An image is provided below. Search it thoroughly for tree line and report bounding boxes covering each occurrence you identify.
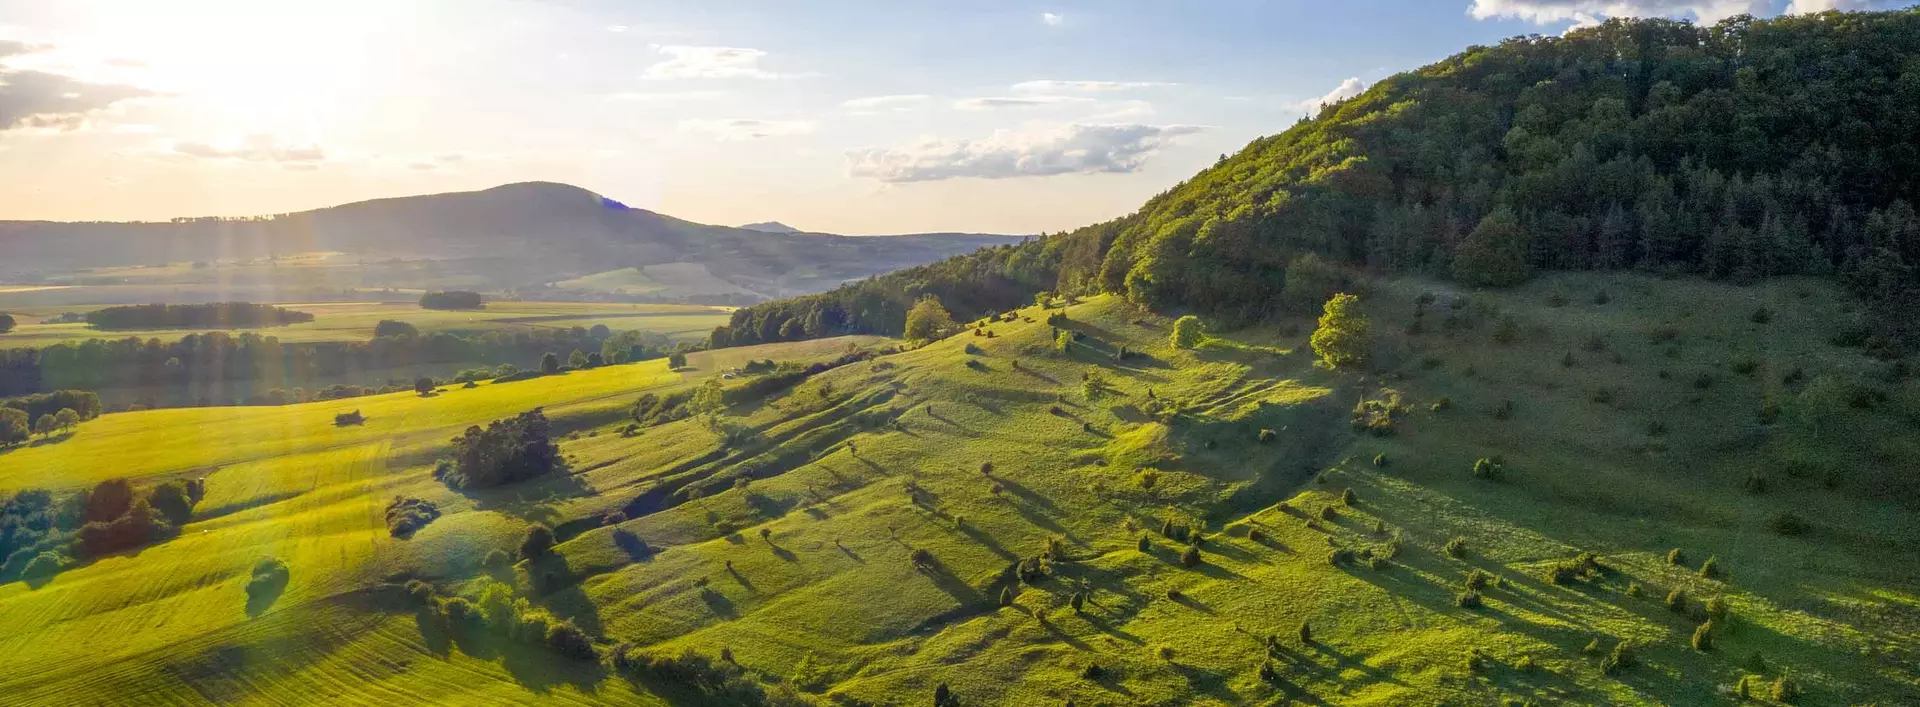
[713,10,1920,350]
[0,325,682,404]
[419,290,485,310]
[83,302,315,330]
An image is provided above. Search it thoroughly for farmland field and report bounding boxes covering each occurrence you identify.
[0,300,734,348]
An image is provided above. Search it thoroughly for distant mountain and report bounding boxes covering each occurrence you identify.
[0,182,1028,303]
[739,221,801,234]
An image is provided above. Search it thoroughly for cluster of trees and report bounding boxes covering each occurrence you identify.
[0,325,679,402]
[83,302,314,330]
[418,291,485,310]
[435,410,561,489]
[0,390,101,446]
[711,11,1920,348]
[0,478,205,583]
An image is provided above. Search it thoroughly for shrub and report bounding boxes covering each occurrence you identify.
[1767,512,1810,536]
[1471,457,1505,481]
[1666,588,1689,613]
[1319,506,1338,521]
[1750,307,1773,324]
[1561,351,1577,368]
[1246,527,1264,543]
[1492,399,1515,420]
[1770,673,1801,702]
[1699,555,1722,579]
[1444,537,1467,558]
[1180,545,1201,567]
[1599,641,1635,675]
[1545,562,1582,586]
[546,619,597,660]
[1430,396,1451,412]
[1328,548,1356,566]
[1465,569,1490,591]
[1666,548,1685,566]
[604,511,628,526]
[1311,294,1370,368]
[1080,663,1104,681]
[21,551,65,581]
[384,497,441,538]
[1298,621,1312,644]
[484,549,510,568]
[1455,590,1483,609]
[441,596,474,622]
[1170,315,1205,349]
[519,524,556,560]
[1626,582,1645,598]
[405,579,435,604]
[1693,372,1716,389]
[1705,595,1728,620]
[1340,488,1356,505]
[1743,473,1769,494]
[910,548,934,568]
[1372,453,1387,467]
[1257,428,1277,444]
[247,557,290,603]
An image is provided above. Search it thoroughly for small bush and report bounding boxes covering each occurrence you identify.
[1768,512,1810,536]
[1599,641,1635,676]
[1328,548,1356,566]
[1546,291,1569,307]
[441,596,474,621]
[1666,588,1689,613]
[1493,316,1520,345]
[1750,307,1773,324]
[1246,527,1264,543]
[546,619,597,660]
[1471,457,1505,481]
[1692,372,1716,390]
[1430,396,1451,412]
[1465,569,1490,591]
[1770,673,1801,702]
[1699,555,1722,579]
[1544,562,1582,586]
[384,497,441,538]
[21,551,65,581]
[1626,582,1645,598]
[1455,590,1483,609]
[1743,473,1769,494]
[333,410,366,426]
[1492,400,1514,420]
[247,557,290,603]
[1666,548,1685,566]
[1444,537,1467,558]
[1372,453,1388,467]
[1180,545,1201,567]
[484,549,510,568]
[519,524,556,560]
[1257,428,1277,444]
[1319,505,1338,521]
[1340,488,1356,505]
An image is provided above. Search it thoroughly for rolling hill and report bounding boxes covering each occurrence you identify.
[0,182,1026,303]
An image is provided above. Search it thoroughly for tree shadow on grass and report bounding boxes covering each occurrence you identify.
[915,553,986,608]
[458,470,594,524]
[498,640,608,695]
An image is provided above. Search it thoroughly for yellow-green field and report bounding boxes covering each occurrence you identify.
[2,279,1916,705]
[0,301,733,348]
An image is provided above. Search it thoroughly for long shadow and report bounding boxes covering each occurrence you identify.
[540,581,606,638]
[1172,661,1243,704]
[414,607,454,657]
[992,477,1061,514]
[700,585,737,618]
[1169,592,1217,614]
[767,542,798,563]
[833,540,865,563]
[726,565,759,593]
[498,639,608,695]
[954,521,1019,562]
[915,554,986,608]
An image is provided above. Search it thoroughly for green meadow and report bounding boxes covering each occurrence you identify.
[1,276,1915,705]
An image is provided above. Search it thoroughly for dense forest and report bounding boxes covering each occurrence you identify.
[714,10,1920,350]
[84,303,316,330]
[0,326,678,403]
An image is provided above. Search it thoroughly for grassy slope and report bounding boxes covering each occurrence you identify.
[2,282,1915,705]
[0,301,733,348]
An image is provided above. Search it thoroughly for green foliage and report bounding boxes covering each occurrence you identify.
[438,410,560,489]
[384,497,441,538]
[1455,590,1483,609]
[1771,673,1802,702]
[1170,315,1205,350]
[1691,620,1715,651]
[519,524,555,561]
[1600,641,1636,676]
[1471,457,1505,481]
[1454,206,1532,287]
[1310,294,1369,369]
[1444,537,1467,558]
[1768,512,1811,536]
[1180,545,1201,567]
[1699,555,1722,579]
[246,557,289,604]
[903,295,957,341]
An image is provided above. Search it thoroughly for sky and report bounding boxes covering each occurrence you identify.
[0,0,1906,235]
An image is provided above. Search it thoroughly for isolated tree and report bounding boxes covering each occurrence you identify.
[414,377,435,396]
[1170,315,1204,349]
[903,295,956,340]
[1310,293,1369,369]
[373,319,419,338]
[519,523,556,560]
[53,408,80,434]
[0,313,15,334]
[1453,205,1531,287]
[540,352,561,374]
[688,377,727,428]
[667,351,688,369]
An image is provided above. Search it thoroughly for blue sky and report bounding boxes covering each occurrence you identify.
[0,0,1905,234]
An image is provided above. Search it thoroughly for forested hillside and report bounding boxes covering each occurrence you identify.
[714,9,1920,348]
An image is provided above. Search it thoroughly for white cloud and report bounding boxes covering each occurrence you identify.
[644,45,794,80]
[1,40,153,133]
[847,123,1206,183]
[1784,0,1877,11]
[841,94,930,112]
[954,95,1094,110]
[1042,12,1066,26]
[678,118,815,140]
[1011,80,1174,93]
[170,134,326,165]
[1468,0,1771,24]
[1295,77,1368,112]
[606,25,630,33]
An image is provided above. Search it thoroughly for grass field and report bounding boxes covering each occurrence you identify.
[0,301,733,348]
[1,277,1915,705]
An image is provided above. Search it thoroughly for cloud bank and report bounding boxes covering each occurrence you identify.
[847,123,1205,183]
[678,118,815,140]
[1,41,153,132]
